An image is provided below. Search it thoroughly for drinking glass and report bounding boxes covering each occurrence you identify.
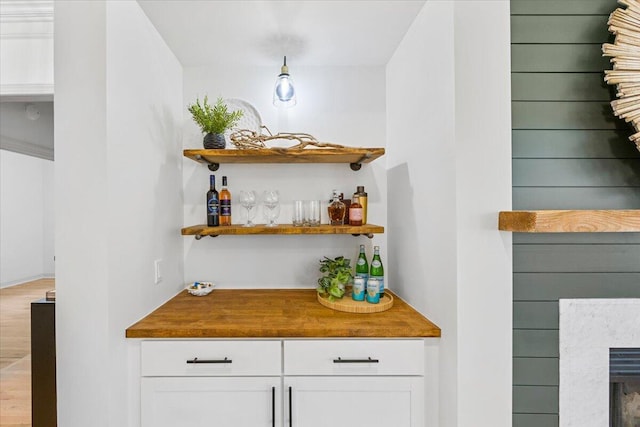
[239,190,257,227]
[306,200,321,226]
[262,190,280,227]
[292,200,306,227]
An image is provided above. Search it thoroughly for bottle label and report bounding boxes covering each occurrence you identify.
[220,200,231,216]
[208,198,219,215]
[372,260,382,268]
[357,258,366,266]
[349,208,363,221]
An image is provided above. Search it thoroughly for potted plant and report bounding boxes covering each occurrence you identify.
[317,256,353,301]
[188,96,243,149]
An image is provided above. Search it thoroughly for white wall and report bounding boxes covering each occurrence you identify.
[387,1,512,427]
[183,65,388,288]
[454,3,512,426]
[54,1,183,425]
[0,1,54,98]
[387,3,457,426]
[0,149,54,287]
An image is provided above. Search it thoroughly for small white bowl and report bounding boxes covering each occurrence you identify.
[186,281,215,296]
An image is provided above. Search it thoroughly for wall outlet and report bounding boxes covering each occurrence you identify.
[154,259,163,284]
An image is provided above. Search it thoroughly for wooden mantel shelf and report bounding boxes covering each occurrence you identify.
[498,210,640,233]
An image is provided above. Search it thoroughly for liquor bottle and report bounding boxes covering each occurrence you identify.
[355,244,369,280]
[355,186,368,224]
[206,175,220,227]
[328,190,346,225]
[220,176,231,226]
[349,195,363,226]
[370,245,384,298]
[339,193,351,224]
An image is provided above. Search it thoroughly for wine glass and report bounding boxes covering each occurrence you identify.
[262,190,280,227]
[239,190,257,227]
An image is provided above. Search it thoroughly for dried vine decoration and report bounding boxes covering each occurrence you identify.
[229,126,348,150]
[603,0,640,151]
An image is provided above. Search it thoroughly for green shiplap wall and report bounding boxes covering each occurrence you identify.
[510,1,640,427]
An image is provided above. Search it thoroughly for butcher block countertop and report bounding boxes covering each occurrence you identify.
[126,289,441,339]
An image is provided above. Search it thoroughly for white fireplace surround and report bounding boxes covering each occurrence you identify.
[559,299,640,427]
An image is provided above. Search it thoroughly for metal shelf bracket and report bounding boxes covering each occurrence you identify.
[195,234,218,240]
[195,154,220,171]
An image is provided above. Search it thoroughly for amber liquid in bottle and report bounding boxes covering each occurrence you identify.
[220,176,232,226]
[349,195,363,226]
[328,190,346,225]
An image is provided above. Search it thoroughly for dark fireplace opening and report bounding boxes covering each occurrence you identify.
[610,348,640,427]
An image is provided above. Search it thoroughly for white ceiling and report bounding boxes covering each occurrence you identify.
[136,0,426,68]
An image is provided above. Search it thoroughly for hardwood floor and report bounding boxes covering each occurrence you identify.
[0,278,54,427]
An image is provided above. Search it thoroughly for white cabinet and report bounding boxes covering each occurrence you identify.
[142,377,280,427]
[139,339,425,427]
[140,340,281,427]
[283,340,424,427]
[285,377,423,427]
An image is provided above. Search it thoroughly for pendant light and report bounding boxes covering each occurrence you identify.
[273,56,296,107]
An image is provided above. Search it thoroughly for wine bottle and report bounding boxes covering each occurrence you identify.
[220,176,231,226]
[349,195,363,226]
[370,245,384,298]
[206,175,219,227]
[355,244,369,280]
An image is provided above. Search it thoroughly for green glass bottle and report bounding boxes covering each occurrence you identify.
[369,245,384,298]
[355,244,369,280]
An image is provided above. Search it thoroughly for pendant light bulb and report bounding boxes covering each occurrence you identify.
[273,56,296,107]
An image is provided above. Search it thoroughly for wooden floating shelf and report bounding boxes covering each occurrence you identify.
[182,223,385,239]
[498,210,640,233]
[184,147,385,171]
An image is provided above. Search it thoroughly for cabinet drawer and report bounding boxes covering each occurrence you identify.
[141,340,281,377]
[284,340,424,376]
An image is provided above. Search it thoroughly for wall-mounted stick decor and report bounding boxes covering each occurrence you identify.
[603,0,640,152]
[229,126,348,150]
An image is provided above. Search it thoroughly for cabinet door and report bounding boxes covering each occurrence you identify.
[285,376,423,427]
[142,377,280,427]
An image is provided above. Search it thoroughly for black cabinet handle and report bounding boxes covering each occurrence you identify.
[288,386,293,427]
[271,386,275,427]
[185,357,232,364]
[333,357,379,364]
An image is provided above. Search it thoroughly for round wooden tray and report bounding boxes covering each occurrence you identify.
[317,288,394,313]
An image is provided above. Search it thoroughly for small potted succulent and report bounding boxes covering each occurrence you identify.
[188,96,243,149]
[317,256,353,301]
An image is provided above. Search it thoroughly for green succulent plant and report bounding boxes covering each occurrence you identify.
[188,96,243,135]
[317,256,353,301]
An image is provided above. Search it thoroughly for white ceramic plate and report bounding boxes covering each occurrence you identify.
[224,99,262,146]
[186,281,216,296]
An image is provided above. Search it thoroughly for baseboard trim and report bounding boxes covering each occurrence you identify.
[0,274,53,289]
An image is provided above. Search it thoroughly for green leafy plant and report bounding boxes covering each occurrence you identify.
[317,256,353,301]
[188,96,243,135]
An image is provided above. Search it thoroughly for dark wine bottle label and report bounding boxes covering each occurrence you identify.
[208,198,219,215]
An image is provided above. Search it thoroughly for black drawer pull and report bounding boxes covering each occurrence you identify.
[333,357,379,364]
[186,357,232,364]
[289,386,293,427]
[272,386,275,427]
